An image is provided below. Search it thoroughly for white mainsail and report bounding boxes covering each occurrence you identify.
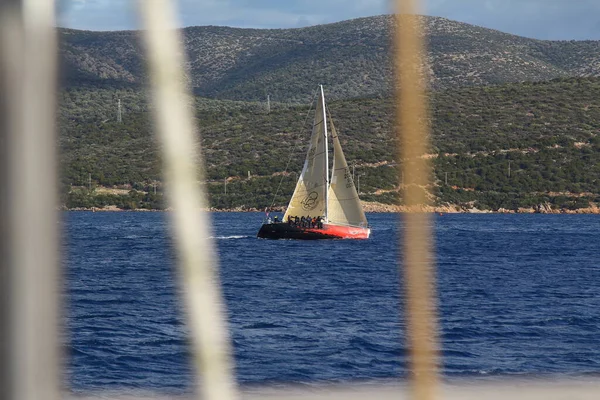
[326,119,368,227]
[283,88,328,221]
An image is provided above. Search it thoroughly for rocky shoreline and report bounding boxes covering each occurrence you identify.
[360,201,600,214]
[66,201,600,214]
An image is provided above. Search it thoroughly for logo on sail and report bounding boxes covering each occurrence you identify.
[301,191,319,211]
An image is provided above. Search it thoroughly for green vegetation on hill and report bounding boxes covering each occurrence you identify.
[59,77,600,211]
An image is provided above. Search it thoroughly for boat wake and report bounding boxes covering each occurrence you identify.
[209,235,250,240]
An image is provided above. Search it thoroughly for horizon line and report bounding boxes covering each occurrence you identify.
[56,13,600,42]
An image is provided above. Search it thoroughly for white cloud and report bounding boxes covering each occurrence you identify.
[69,0,86,11]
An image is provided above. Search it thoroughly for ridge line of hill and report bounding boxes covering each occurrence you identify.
[60,15,600,102]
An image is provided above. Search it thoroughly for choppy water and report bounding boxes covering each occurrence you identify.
[64,212,600,393]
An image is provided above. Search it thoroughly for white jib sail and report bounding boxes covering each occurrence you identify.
[326,120,368,227]
[283,91,328,221]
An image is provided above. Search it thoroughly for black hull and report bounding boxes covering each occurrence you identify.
[257,223,338,240]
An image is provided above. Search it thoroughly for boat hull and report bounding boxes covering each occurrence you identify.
[257,223,370,240]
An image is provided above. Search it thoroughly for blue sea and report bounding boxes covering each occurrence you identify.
[64,212,600,393]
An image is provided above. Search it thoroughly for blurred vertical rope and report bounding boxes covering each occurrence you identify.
[136,1,239,400]
[393,1,440,400]
[0,0,61,399]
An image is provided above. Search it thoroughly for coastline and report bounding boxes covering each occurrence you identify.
[64,201,600,214]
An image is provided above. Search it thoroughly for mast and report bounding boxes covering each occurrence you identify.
[320,85,329,221]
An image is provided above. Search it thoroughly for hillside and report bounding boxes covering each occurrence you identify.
[60,15,600,102]
[60,77,600,211]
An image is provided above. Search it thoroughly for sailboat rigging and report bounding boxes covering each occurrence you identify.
[257,86,370,240]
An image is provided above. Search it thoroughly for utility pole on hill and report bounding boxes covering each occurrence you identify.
[358,174,365,195]
[508,161,512,178]
[267,95,270,114]
[224,178,227,195]
[88,173,91,190]
[117,98,122,123]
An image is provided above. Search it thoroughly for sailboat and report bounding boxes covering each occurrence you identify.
[257,86,370,240]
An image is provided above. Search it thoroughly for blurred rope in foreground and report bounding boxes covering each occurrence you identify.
[394,1,440,400]
[137,1,238,400]
[0,0,61,399]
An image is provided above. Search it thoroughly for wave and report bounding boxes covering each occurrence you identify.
[209,235,251,240]
[243,322,287,329]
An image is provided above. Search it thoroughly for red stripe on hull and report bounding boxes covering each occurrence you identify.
[310,223,370,239]
[257,222,370,240]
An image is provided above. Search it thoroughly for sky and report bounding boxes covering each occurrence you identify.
[58,0,600,40]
